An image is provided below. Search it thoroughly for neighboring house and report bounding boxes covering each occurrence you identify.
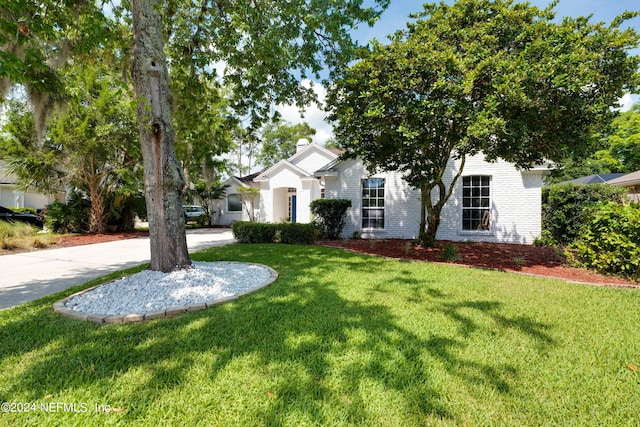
[607,170,640,203]
[559,173,627,185]
[316,154,552,244]
[0,161,58,210]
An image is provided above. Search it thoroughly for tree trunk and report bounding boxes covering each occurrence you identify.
[131,0,191,272]
[419,185,441,248]
[88,186,105,234]
[418,155,467,248]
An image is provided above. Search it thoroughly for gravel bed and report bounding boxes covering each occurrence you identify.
[64,261,274,316]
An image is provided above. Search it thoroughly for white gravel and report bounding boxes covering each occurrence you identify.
[64,261,274,316]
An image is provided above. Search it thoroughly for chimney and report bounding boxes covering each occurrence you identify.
[296,138,309,153]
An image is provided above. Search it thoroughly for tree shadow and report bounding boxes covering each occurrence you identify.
[0,244,556,425]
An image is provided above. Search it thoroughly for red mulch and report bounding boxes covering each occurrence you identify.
[317,238,638,288]
[54,230,150,247]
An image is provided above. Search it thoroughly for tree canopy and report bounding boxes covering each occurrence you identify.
[327,0,640,246]
[256,120,317,169]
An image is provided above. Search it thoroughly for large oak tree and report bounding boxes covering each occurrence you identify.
[327,0,640,247]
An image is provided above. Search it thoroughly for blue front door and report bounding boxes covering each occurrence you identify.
[291,195,297,222]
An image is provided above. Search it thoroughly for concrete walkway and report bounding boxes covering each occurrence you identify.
[0,228,235,310]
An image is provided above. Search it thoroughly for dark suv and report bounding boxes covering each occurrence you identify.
[0,206,44,228]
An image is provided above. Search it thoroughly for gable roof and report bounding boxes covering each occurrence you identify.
[560,173,627,185]
[607,170,640,187]
[254,143,339,182]
[285,143,339,167]
[253,159,313,182]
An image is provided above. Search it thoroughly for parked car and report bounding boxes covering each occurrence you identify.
[0,206,44,228]
[183,205,208,224]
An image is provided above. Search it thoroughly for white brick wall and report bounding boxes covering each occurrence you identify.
[323,154,546,244]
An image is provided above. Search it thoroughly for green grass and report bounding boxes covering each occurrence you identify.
[1,244,639,426]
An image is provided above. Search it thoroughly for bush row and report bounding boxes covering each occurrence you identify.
[232,221,318,244]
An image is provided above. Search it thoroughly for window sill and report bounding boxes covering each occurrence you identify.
[457,230,494,236]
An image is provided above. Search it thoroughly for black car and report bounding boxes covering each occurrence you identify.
[0,206,44,228]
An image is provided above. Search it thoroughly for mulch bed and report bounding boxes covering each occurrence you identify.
[317,238,638,288]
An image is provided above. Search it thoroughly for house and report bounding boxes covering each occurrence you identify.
[217,144,551,245]
[215,141,340,225]
[0,161,58,210]
[315,154,552,244]
[607,170,640,203]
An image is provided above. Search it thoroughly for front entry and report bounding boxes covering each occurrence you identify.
[289,194,297,222]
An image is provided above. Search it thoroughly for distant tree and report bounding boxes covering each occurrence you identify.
[328,0,639,247]
[549,103,640,182]
[257,120,316,168]
[595,103,640,172]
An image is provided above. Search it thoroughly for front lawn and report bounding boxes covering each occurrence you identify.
[1,244,638,426]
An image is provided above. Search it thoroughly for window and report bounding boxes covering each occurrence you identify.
[227,194,242,212]
[462,176,491,230]
[362,178,385,229]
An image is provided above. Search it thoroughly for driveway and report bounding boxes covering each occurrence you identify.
[0,228,235,310]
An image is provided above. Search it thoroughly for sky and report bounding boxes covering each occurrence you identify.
[278,0,640,145]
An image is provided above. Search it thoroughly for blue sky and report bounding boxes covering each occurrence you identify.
[281,0,639,144]
[356,0,640,45]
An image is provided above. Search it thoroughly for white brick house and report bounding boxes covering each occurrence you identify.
[315,153,552,244]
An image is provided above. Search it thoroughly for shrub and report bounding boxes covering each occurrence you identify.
[541,184,626,246]
[310,198,352,239]
[44,191,90,234]
[278,222,318,244]
[232,221,277,243]
[574,202,640,280]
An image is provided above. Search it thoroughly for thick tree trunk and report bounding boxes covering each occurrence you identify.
[131,0,191,272]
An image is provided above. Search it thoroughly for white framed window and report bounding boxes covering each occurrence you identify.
[462,176,491,231]
[362,178,385,229]
[227,194,242,212]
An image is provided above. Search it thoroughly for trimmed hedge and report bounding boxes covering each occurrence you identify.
[232,221,318,244]
[574,202,640,280]
[540,183,626,246]
[310,198,352,239]
[278,222,318,244]
[232,222,278,243]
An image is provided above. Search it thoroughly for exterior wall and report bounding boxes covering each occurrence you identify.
[216,180,250,226]
[323,154,546,244]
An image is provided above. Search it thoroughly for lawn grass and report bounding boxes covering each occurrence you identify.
[1,243,638,426]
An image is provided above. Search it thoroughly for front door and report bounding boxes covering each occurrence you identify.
[289,194,297,222]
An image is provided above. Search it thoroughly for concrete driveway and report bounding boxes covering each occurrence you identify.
[0,228,235,310]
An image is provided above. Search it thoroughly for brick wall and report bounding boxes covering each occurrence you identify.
[322,154,547,244]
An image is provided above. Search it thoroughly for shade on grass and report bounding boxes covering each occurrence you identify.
[0,244,638,426]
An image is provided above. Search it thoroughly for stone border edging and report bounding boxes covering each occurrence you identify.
[53,261,278,324]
